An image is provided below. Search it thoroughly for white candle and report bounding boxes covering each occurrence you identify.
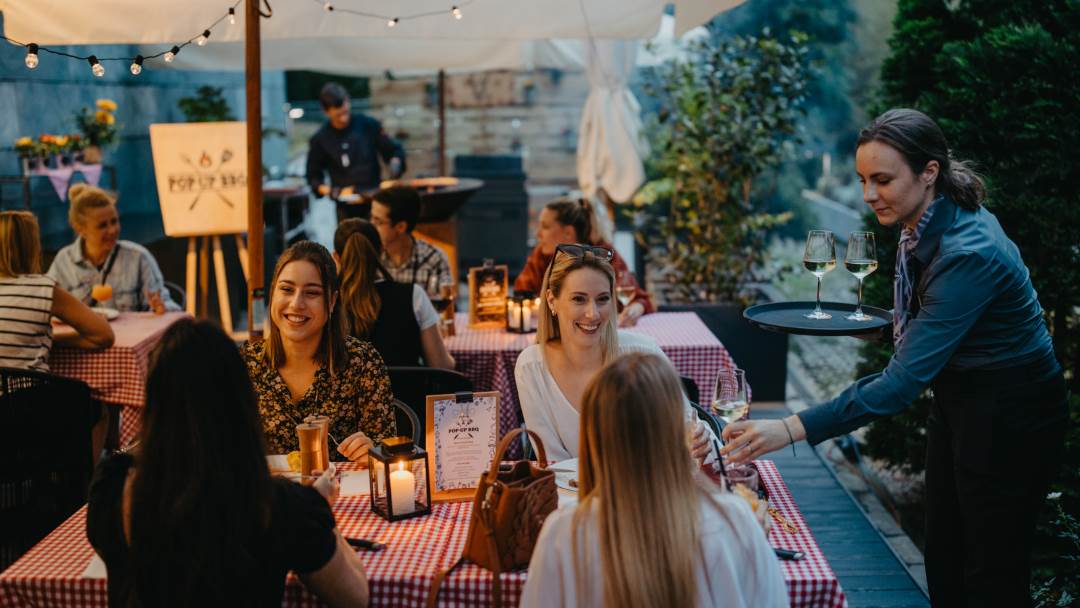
[508,302,522,329]
[389,462,415,515]
[522,303,531,330]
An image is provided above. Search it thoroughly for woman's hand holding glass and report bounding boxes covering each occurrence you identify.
[312,463,340,507]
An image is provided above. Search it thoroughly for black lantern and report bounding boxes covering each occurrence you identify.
[368,436,432,521]
[506,291,539,333]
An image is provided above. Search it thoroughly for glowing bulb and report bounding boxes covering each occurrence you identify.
[452,6,462,19]
[197,30,210,46]
[130,55,144,75]
[387,17,399,27]
[164,45,180,62]
[25,43,39,69]
[323,1,333,11]
[88,55,105,77]
[228,7,236,25]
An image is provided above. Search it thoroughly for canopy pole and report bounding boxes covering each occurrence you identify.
[438,69,447,176]
[245,0,265,338]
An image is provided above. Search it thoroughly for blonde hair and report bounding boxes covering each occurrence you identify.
[536,251,618,364]
[0,211,42,276]
[264,241,348,375]
[68,183,117,229]
[575,353,733,608]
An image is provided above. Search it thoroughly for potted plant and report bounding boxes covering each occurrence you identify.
[13,136,41,171]
[631,30,809,401]
[75,98,120,163]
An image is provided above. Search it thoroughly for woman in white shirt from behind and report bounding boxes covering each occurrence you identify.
[514,245,712,463]
[522,352,787,608]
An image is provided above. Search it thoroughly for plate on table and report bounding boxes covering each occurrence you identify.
[91,307,120,321]
[743,301,890,337]
[554,471,578,492]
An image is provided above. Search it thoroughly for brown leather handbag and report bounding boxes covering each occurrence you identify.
[426,428,558,608]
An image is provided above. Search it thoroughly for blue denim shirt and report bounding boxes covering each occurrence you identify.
[47,238,181,313]
[798,196,1058,445]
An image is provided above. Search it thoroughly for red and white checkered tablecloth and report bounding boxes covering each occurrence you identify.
[0,460,845,608]
[48,312,188,446]
[446,311,740,442]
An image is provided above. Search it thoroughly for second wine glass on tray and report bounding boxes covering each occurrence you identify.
[845,231,878,321]
[711,368,749,425]
[803,230,837,319]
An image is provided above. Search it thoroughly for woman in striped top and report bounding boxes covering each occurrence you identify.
[0,211,114,372]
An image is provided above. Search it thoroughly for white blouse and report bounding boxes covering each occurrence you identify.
[515,331,711,462]
[521,494,789,608]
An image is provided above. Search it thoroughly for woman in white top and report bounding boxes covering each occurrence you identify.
[522,352,788,608]
[514,243,712,463]
[0,211,114,372]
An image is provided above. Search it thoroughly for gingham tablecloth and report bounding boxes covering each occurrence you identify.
[0,460,846,608]
[446,311,739,442]
[48,312,189,446]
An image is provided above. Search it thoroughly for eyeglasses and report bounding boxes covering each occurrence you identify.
[543,243,615,291]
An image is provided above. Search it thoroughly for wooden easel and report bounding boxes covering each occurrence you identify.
[185,234,249,337]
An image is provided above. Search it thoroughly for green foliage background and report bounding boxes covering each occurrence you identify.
[862,0,1080,601]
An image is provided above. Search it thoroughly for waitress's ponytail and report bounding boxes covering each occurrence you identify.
[939,155,986,210]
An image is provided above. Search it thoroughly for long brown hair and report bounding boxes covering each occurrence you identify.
[545,197,599,244]
[264,241,348,374]
[857,108,986,210]
[334,219,392,337]
[536,250,618,364]
[575,353,739,607]
[0,211,42,276]
[128,319,273,606]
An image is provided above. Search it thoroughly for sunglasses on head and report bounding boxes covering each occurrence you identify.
[543,243,615,291]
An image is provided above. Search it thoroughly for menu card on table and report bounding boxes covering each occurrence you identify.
[467,262,508,328]
[425,391,500,501]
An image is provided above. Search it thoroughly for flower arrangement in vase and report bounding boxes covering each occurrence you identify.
[75,98,119,163]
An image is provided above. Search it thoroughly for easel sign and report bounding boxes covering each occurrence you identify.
[149,122,250,336]
[467,260,508,328]
[425,391,500,502]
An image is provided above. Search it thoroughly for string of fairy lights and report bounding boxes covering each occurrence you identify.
[1,0,475,77]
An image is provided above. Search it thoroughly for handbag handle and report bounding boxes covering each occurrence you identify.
[487,428,548,479]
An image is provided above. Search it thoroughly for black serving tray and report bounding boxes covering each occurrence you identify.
[743,301,891,336]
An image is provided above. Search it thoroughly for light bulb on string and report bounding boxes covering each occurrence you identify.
[323,1,333,11]
[197,30,211,46]
[130,55,144,75]
[88,55,105,77]
[164,45,180,62]
[25,43,39,69]
[228,7,236,25]
[452,6,462,19]
[387,17,399,28]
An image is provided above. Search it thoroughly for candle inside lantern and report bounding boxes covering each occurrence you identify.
[389,461,415,514]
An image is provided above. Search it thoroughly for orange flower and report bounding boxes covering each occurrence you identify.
[94,110,116,125]
[95,99,118,112]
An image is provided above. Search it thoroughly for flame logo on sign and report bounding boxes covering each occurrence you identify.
[175,148,242,211]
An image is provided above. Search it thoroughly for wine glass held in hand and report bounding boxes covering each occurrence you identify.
[712,368,749,425]
[615,273,636,308]
[845,231,878,321]
[803,230,836,320]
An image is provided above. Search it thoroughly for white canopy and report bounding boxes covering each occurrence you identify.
[0,0,736,45]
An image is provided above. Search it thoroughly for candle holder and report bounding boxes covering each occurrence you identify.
[368,436,431,521]
[506,291,538,334]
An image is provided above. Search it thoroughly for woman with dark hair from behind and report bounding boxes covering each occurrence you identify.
[723,108,1067,606]
[333,218,454,369]
[87,319,369,607]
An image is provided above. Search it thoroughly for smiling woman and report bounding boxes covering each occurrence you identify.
[514,246,716,463]
[242,241,397,462]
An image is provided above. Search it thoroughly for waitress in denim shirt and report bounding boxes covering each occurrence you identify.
[47,184,179,314]
[723,109,1067,606]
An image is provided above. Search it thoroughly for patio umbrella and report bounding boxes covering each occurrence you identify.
[0,0,741,330]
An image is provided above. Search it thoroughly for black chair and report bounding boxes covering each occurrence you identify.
[680,375,701,405]
[392,399,421,445]
[387,367,473,448]
[0,367,100,570]
[689,399,724,439]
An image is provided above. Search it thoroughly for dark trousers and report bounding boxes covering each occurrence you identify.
[925,358,1067,607]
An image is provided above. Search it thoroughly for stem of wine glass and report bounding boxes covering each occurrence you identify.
[856,277,864,315]
[814,276,823,314]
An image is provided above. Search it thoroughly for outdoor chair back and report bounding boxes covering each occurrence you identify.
[387,366,473,448]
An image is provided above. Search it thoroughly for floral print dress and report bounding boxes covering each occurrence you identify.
[243,335,397,454]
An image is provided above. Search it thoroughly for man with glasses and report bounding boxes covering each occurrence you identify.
[370,187,453,295]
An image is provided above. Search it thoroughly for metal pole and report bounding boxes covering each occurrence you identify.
[438,69,447,176]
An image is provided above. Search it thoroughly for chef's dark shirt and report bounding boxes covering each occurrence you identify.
[306,113,405,194]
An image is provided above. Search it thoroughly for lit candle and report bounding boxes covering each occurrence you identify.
[521,302,531,330]
[508,302,522,329]
[389,461,415,515]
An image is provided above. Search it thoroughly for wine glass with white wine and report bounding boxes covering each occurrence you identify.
[615,273,636,309]
[711,368,749,425]
[803,230,837,319]
[845,231,878,321]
